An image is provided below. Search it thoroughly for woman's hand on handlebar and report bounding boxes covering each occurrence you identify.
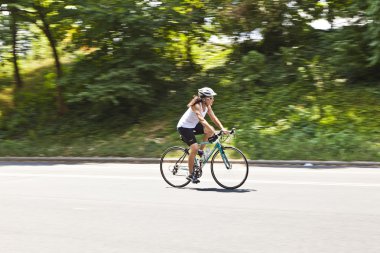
[221,128,229,135]
[218,128,236,135]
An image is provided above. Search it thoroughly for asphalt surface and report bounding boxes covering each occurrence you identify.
[1,162,380,253]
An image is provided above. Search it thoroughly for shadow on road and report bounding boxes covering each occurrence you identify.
[186,187,256,193]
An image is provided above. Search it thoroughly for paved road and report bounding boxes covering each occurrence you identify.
[0,163,380,253]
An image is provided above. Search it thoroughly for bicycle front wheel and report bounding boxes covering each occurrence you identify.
[211,146,249,189]
[160,146,191,188]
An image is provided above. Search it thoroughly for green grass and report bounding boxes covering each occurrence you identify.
[0,117,181,157]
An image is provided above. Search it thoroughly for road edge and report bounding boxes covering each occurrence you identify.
[0,157,379,167]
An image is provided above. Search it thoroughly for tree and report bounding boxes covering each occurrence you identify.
[324,0,380,67]
[31,1,67,114]
[366,1,380,66]
[158,0,212,72]
[0,4,23,88]
[58,0,180,117]
[1,0,76,114]
[212,0,324,55]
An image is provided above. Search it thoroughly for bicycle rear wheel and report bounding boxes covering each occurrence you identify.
[160,146,191,188]
[211,146,249,189]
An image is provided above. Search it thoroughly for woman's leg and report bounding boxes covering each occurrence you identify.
[200,127,214,151]
[178,127,199,176]
[193,123,209,151]
[188,142,198,175]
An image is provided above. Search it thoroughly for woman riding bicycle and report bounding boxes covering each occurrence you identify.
[177,87,228,183]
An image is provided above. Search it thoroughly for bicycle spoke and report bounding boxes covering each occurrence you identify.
[160,146,191,188]
[211,146,249,189]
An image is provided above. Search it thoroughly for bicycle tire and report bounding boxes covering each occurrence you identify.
[160,146,191,188]
[210,146,249,189]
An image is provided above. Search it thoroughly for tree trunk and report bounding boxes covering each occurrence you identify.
[185,36,197,71]
[10,9,23,89]
[36,7,68,115]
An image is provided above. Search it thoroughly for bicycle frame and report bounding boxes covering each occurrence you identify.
[197,141,218,165]
[196,139,231,170]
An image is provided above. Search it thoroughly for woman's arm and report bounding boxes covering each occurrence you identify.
[207,106,227,132]
[192,103,215,133]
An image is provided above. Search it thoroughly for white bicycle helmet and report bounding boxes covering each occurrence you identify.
[198,87,217,98]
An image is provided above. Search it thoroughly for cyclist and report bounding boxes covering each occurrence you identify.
[177,87,228,183]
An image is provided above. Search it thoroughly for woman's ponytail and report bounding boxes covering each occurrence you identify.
[187,95,202,107]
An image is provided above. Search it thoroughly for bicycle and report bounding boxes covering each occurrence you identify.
[160,128,249,189]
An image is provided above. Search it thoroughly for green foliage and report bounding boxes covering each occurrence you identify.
[58,1,185,116]
[0,0,380,161]
[234,50,266,84]
[0,80,56,137]
[366,1,380,66]
[218,84,380,161]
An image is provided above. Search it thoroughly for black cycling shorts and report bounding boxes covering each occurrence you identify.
[177,123,204,146]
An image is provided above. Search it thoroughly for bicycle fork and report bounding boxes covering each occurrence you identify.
[220,150,232,170]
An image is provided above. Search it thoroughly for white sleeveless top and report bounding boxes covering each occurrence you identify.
[177,103,208,129]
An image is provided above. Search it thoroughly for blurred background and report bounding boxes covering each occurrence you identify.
[0,0,379,161]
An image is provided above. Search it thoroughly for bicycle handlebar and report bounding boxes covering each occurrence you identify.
[208,128,236,143]
[216,128,236,136]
